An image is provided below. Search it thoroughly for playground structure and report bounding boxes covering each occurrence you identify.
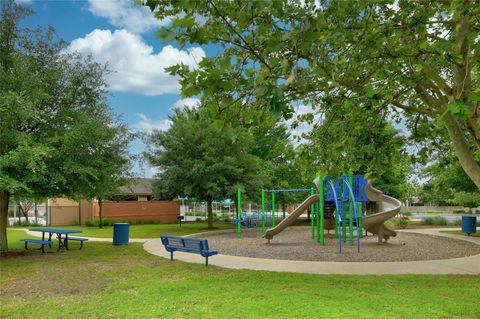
[234,188,313,235]
[236,175,402,254]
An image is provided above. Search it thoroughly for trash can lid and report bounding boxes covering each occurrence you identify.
[113,222,130,225]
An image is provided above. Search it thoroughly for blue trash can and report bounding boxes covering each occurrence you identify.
[113,223,130,245]
[461,216,477,236]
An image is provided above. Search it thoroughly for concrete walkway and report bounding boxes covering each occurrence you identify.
[143,228,480,275]
[399,228,480,244]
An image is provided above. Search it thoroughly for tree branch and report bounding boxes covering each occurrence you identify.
[207,0,273,72]
[390,101,437,115]
[419,61,452,97]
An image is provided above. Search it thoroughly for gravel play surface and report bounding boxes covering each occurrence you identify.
[196,227,480,262]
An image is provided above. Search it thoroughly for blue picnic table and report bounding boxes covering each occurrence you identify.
[28,228,83,251]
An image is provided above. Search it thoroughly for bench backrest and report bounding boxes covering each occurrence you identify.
[160,236,209,251]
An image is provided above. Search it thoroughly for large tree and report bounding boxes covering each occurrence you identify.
[297,97,411,199]
[418,147,480,206]
[146,0,480,189]
[63,109,134,228]
[148,107,266,229]
[0,1,131,251]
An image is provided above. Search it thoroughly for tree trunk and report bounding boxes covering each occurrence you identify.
[78,201,81,225]
[98,198,103,229]
[17,200,20,225]
[34,202,38,225]
[207,197,214,229]
[0,191,10,253]
[20,205,28,221]
[444,113,480,189]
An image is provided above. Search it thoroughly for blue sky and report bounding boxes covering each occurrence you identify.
[17,0,213,177]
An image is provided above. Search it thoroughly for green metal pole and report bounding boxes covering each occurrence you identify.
[349,174,354,246]
[272,192,275,227]
[357,202,363,238]
[310,187,314,239]
[342,206,347,243]
[237,187,241,239]
[261,190,265,235]
[319,177,325,245]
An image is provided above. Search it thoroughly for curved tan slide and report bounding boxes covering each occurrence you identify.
[363,180,402,243]
[264,194,319,242]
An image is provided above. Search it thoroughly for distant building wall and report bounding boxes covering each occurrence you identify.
[93,200,180,223]
[50,199,94,226]
[50,205,79,226]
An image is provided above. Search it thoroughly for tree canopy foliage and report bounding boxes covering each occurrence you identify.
[298,99,411,199]
[0,1,133,251]
[148,107,266,228]
[146,0,480,191]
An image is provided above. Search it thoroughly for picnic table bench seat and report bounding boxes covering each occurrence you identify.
[20,238,54,253]
[58,236,89,249]
[160,235,218,266]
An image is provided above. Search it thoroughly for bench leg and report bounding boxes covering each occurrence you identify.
[205,256,208,266]
[170,251,174,261]
[24,242,46,253]
[79,240,84,250]
[47,233,53,248]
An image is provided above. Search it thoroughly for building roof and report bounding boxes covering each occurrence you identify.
[117,178,155,196]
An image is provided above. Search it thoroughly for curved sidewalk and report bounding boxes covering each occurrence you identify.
[143,228,480,275]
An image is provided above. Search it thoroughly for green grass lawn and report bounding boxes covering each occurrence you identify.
[23,222,236,238]
[441,230,480,237]
[1,230,479,319]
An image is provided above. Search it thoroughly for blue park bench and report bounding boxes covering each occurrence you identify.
[20,239,54,253]
[160,235,218,266]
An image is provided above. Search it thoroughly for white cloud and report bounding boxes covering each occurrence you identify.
[173,98,200,110]
[87,0,167,34]
[67,29,205,96]
[133,113,172,133]
[132,98,200,134]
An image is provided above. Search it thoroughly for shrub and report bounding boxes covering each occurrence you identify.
[195,218,202,222]
[84,219,95,227]
[68,220,79,226]
[401,211,412,217]
[213,216,220,222]
[13,221,31,227]
[128,220,139,225]
[384,220,395,230]
[223,217,231,223]
[423,216,448,226]
[143,219,155,224]
[453,210,466,214]
[395,217,410,229]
